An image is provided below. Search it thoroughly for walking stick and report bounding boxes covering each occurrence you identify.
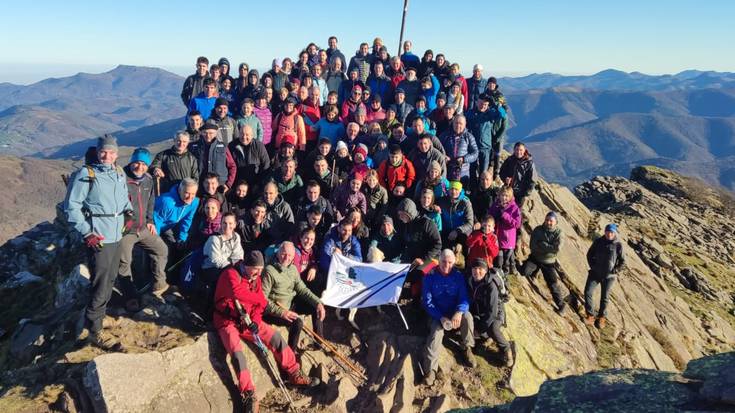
[276,303,367,381]
[235,300,296,412]
[165,250,193,273]
[155,176,161,197]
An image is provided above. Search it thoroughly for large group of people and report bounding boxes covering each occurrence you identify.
[63,36,625,411]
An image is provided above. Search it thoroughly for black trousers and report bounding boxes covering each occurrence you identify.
[264,298,324,350]
[86,241,122,332]
[521,258,565,308]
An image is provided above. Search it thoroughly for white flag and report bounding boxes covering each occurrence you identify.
[321,254,410,309]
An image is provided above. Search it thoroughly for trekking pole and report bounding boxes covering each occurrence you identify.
[330,157,337,189]
[155,176,161,197]
[165,251,194,273]
[235,300,296,412]
[275,303,367,381]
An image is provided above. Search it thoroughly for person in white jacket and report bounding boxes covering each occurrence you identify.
[201,212,244,314]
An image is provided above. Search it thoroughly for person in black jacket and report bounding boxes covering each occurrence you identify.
[150,131,200,194]
[237,200,273,253]
[118,148,170,312]
[467,259,512,367]
[180,56,210,106]
[584,224,625,329]
[499,142,535,209]
[228,124,271,194]
[396,198,441,299]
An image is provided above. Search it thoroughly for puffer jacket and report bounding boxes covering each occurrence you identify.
[440,129,479,179]
[262,261,321,317]
[149,148,200,193]
[153,183,200,242]
[499,152,536,199]
[437,193,475,237]
[487,199,521,250]
[587,236,625,279]
[253,105,273,145]
[467,269,505,333]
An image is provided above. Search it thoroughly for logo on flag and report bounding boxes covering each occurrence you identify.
[321,254,410,309]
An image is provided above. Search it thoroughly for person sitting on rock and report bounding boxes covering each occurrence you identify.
[214,251,318,412]
[201,212,243,316]
[488,186,522,275]
[467,258,512,367]
[521,211,567,313]
[422,249,475,386]
[262,242,326,351]
[584,224,625,329]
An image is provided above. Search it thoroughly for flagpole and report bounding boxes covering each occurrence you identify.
[395,303,409,330]
[397,0,409,56]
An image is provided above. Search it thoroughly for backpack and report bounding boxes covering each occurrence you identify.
[489,268,510,303]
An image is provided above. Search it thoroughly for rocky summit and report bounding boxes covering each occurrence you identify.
[1,165,734,412]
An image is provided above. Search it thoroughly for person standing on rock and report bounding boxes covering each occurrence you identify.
[422,249,475,386]
[180,56,210,106]
[498,142,535,210]
[150,131,200,194]
[584,224,625,329]
[488,186,522,275]
[64,135,132,349]
[467,258,513,367]
[521,211,567,313]
[214,251,317,412]
[118,148,170,313]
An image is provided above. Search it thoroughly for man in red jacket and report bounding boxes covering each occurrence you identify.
[214,251,315,411]
[377,144,416,192]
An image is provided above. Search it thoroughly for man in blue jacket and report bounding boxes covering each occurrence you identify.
[422,249,475,385]
[154,178,200,248]
[466,94,507,186]
[319,219,363,274]
[64,135,132,349]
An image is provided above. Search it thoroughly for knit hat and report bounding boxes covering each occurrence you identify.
[605,223,618,233]
[396,198,418,220]
[355,106,367,116]
[354,143,368,160]
[215,97,229,107]
[349,171,364,182]
[387,104,398,113]
[488,76,497,84]
[129,148,152,166]
[272,58,282,67]
[371,94,382,103]
[336,141,348,152]
[382,215,394,226]
[546,211,558,221]
[428,160,442,172]
[437,92,447,101]
[473,64,484,71]
[449,181,462,190]
[97,134,118,152]
[243,250,265,267]
[281,134,296,147]
[394,88,405,95]
[352,85,363,93]
[405,66,417,73]
[471,258,488,270]
[284,96,297,105]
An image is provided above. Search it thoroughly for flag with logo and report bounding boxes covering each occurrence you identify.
[321,254,410,309]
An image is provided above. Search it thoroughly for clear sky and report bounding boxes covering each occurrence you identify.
[2,0,733,84]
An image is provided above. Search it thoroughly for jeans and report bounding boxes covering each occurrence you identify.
[584,273,617,317]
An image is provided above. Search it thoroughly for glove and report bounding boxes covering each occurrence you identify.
[84,233,105,251]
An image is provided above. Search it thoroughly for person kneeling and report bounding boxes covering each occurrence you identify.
[422,249,475,386]
[467,259,513,367]
[213,251,317,411]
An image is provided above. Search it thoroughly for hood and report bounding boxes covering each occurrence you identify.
[397,198,418,221]
[247,69,260,85]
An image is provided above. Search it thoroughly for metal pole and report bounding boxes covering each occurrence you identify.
[398,0,409,56]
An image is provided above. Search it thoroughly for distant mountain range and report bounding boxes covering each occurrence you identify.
[0,65,184,156]
[0,66,733,190]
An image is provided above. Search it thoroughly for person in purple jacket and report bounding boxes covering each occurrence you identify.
[488,186,522,274]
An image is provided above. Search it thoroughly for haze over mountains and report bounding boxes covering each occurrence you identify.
[0,65,733,189]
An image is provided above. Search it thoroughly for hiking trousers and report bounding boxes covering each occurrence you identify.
[118,229,168,287]
[424,312,474,373]
[86,241,122,332]
[476,319,510,351]
[522,258,565,308]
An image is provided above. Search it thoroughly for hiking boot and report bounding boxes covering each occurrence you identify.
[462,347,476,368]
[151,281,170,297]
[423,370,436,386]
[241,390,259,413]
[555,301,567,315]
[289,371,319,388]
[584,314,596,326]
[595,316,607,329]
[88,330,118,351]
[77,327,90,342]
[503,348,514,367]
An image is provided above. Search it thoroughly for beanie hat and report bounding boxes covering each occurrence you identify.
[129,148,152,166]
[355,106,367,116]
[352,85,363,93]
[449,181,462,190]
[546,211,558,221]
[215,97,229,107]
[272,58,282,67]
[428,160,442,172]
[243,250,265,267]
[471,258,488,270]
[336,140,348,152]
[371,94,382,103]
[281,134,296,147]
[394,88,405,95]
[488,76,497,84]
[382,215,394,226]
[97,134,118,152]
[387,104,398,113]
[397,198,418,220]
[437,92,447,101]
[354,143,368,160]
[349,171,364,182]
[473,64,484,71]
[605,223,618,233]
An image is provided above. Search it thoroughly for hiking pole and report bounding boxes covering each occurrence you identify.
[235,300,296,412]
[155,176,161,197]
[276,303,367,381]
[165,251,193,273]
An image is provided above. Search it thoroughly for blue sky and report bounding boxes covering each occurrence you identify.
[2,0,733,84]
